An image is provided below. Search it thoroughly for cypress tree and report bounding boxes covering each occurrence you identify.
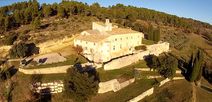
[189,50,204,82]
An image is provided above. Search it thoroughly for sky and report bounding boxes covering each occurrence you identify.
[0,0,211,24]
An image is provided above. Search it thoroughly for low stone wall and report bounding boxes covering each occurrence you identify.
[147,42,169,56]
[98,78,135,93]
[33,81,64,94]
[159,78,170,87]
[19,65,71,74]
[104,51,149,70]
[104,42,169,70]
[128,88,154,102]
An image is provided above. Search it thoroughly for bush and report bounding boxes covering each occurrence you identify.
[9,42,39,58]
[4,34,18,45]
[64,63,99,102]
[135,45,147,51]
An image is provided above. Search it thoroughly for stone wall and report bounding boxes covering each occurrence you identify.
[98,78,135,93]
[159,78,170,87]
[104,51,149,70]
[147,42,169,56]
[104,42,169,70]
[128,88,154,102]
[19,65,71,74]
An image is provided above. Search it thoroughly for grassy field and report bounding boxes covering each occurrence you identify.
[140,79,193,102]
[91,78,164,102]
[98,60,148,82]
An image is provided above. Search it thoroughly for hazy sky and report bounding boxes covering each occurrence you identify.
[0,0,211,24]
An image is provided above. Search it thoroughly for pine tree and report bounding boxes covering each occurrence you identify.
[31,17,41,30]
[43,5,52,17]
[57,6,66,18]
[4,16,10,31]
[147,25,154,40]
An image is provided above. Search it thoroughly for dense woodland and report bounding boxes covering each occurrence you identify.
[0,0,211,39]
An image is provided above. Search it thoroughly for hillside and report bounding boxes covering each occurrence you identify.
[0,1,211,102]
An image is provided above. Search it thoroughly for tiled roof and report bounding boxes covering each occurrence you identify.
[75,28,141,42]
[107,28,140,35]
[76,34,109,42]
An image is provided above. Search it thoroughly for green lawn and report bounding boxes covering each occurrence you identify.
[140,80,192,102]
[17,72,66,82]
[91,78,164,102]
[26,54,87,69]
[98,60,148,82]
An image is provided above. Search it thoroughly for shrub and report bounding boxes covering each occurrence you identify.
[135,45,147,51]
[4,34,18,45]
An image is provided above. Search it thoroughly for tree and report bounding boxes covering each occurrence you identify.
[9,42,39,58]
[42,4,52,17]
[158,54,178,78]
[31,17,41,30]
[145,54,160,71]
[153,27,160,42]
[14,10,21,25]
[189,50,204,82]
[64,63,99,102]
[147,25,154,40]
[4,16,10,31]
[90,3,100,16]
[4,33,18,45]
[57,6,66,18]
[73,45,83,54]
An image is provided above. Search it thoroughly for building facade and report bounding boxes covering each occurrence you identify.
[74,19,144,63]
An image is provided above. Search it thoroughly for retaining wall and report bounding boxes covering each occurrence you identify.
[19,65,71,74]
[128,88,154,102]
[104,42,169,70]
[98,78,135,93]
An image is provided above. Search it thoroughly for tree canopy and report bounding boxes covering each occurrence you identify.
[64,63,99,102]
[0,0,211,34]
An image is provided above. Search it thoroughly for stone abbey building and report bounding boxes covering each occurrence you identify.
[74,19,144,63]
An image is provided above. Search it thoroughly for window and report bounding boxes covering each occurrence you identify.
[94,43,96,46]
[120,44,122,49]
[85,47,87,50]
[126,37,128,39]
[131,36,133,39]
[86,42,88,44]
[113,46,115,50]
[115,38,117,41]
[120,38,122,40]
